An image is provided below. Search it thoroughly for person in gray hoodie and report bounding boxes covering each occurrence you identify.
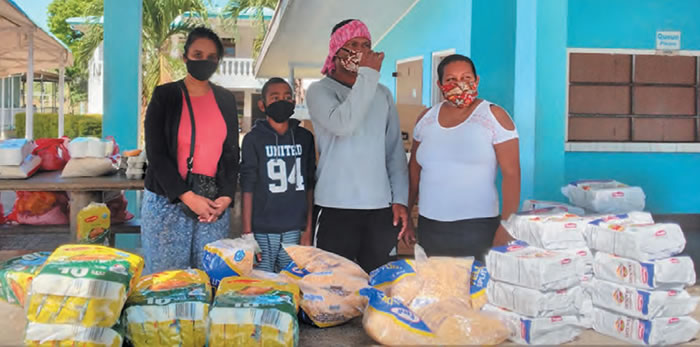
[306,19,411,273]
[240,78,315,272]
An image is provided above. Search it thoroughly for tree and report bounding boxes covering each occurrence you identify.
[47,0,102,112]
[224,0,278,58]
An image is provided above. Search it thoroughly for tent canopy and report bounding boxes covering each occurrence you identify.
[0,0,73,76]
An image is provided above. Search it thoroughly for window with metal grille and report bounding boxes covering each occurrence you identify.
[568,52,700,143]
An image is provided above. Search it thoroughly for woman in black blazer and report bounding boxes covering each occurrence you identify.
[141,27,239,274]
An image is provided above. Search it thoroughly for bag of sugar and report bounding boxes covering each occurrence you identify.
[593,252,696,290]
[592,307,700,345]
[482,304,590,345]
[502,208,587,250]
[486,280,591,318]
[586,221,685,261]
[561,180,645,214]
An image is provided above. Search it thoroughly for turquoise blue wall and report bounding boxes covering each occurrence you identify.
[470,0,516,114]
[374,0,472,107]
[566,0,700,213]
[103,0,142,150]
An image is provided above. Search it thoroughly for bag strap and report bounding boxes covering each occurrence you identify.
[180,81,196,174]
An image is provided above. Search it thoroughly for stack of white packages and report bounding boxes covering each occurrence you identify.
[522,199,586,216]
[561,179,646,214]
[0,139,40,179]
[485,233,593,345]
[62,137,119,178]
[584,214,700,345]
[125,151,147,179]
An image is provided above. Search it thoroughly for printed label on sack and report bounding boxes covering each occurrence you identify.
[470,260,489,296]
[492,240,529,253]
[359,288,433,336]
[369,259,416,288]
[520,319,532,344]
[280,261,310,280]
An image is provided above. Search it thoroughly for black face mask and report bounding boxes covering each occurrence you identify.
[186,59,219,81]
[265,100,295,123]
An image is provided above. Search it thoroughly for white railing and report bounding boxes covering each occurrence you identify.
[217,58,255,78]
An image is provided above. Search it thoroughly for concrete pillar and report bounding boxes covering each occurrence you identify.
[104,0,142,149]
[513,0,537,202]
[533,0,568,200]
[243,89,253,132]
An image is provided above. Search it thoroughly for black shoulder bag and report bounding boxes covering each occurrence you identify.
[178,82,219,219]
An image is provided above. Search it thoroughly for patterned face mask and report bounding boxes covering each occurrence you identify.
[337,48,363,73]
[440,81,479,108]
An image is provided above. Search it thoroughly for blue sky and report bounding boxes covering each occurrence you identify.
[13,0,53,32]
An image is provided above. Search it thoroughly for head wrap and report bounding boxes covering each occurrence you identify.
[321,20,372,75]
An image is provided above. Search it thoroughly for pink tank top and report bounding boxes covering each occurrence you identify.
[177,89,227,179]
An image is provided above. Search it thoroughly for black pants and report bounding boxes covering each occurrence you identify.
[416,215,500,261]
[314,206,400,273]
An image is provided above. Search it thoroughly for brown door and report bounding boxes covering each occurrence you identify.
[396,59,423,105]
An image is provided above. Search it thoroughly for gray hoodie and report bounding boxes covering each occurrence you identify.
[306,67,409,209]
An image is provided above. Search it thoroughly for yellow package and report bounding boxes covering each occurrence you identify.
[283,245,368,279]
[123,269,212,347]
[208,277,299,347]
[25,323,122,347]
[297,271,368,328]
[77,203,111,244]
[0,251,50,306]
[26,245,144,328]
[202,235,259,287]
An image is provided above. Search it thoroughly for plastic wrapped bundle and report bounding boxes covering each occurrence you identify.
[0,154,41,179]
[283,245,369,279]
[485,241,591,291]
[0,138,35,166]
[0,251,50,306]
[592,307,700,345]
[593,252,696,290]
[522,199,585,216]
[589,278,698,320]
[26,245,144,328]
[502,208,587,250]
[360,288,509,346]
[561,179,645,214]
[208,277,299,347]
[297,270,368,328]
[123,269,212,347]
[486,280,591,317]
[483,304,591,345]
[202,235,260,287]
[586,220,685,261]
[25,323,122,347]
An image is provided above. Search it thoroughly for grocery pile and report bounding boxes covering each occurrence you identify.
[202,235,260,287]
[584,214,700,345]
[62,137,120,178]
[24,245,144,346]
[362,245,509,345]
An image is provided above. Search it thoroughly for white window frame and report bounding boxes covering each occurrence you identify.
[431,49,456,106]
[566,47,700,153]
[395,56,424,105]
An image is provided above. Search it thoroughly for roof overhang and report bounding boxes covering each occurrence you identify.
[254,0,419,79]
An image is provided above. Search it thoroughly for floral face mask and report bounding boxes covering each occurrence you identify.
[440,81,479,108]
[337,47,363,73]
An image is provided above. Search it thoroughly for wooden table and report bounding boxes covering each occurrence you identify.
[0,171,144,242]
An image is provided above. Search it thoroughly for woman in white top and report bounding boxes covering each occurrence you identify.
[404,54,521,260]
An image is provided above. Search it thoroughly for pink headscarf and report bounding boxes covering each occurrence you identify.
[321,20,372,75]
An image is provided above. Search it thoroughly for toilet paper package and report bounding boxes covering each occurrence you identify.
[593,252,696,290]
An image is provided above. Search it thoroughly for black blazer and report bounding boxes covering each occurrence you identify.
[144,80,240,205]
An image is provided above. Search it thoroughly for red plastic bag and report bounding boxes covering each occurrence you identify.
[33,137,71,171]
[6,191,69,225]
[0,202,5,224]
[105,192,134,224]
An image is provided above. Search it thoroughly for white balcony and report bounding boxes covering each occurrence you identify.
[210,57,265,90]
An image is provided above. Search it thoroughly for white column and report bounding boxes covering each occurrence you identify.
[25,29,34,139]
[10,76,14,131]
[244,90,252,120]
[58,65,65,137]
[1,77,5,139]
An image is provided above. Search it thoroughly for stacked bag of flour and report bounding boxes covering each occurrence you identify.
[585,214,699,345]
[484,207,594,345]
[62,137,120,178]
[0,138,41,179]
